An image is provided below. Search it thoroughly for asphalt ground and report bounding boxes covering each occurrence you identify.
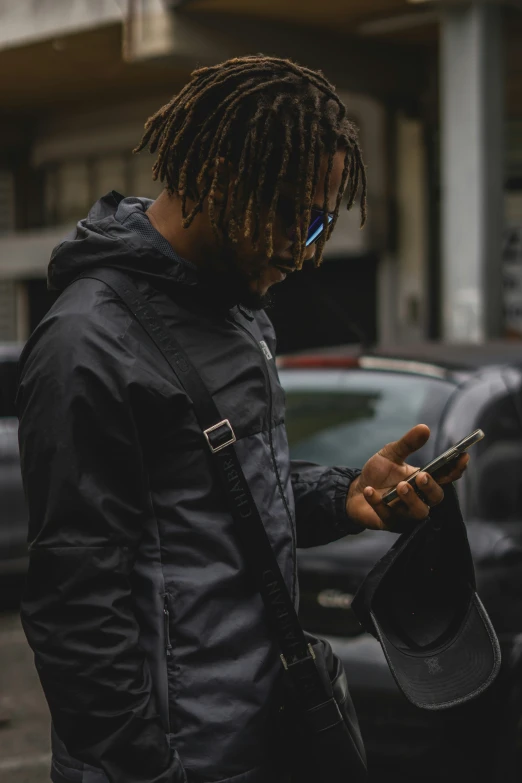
[0,576,51,783]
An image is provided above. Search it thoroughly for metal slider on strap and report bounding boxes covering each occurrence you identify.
[280,643,316,671]
[203,419,236,453]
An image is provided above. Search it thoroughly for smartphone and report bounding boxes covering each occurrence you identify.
[381,428,485,506]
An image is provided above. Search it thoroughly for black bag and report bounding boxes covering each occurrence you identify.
[73,268,367,783]
[277,631,367,782]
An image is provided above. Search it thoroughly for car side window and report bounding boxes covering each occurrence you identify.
[283,371,455,468]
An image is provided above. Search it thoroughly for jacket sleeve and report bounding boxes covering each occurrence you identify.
[253,312,365,548]
[15,313,186,783]
[291,461,364,548]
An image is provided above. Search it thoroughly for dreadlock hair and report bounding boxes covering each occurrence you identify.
[134,54,367,269]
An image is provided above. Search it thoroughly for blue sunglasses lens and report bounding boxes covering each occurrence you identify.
[305,213,334,247]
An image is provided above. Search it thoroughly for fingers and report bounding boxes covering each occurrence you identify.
[378,424,431,465]
[412,471,444,506]
[364,470,444,528]
[395,479,430,520]
[362,486,393,529]
[395,471,444,518]
[435,453,470,485]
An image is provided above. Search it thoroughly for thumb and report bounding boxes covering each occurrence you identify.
[379,424,431,465]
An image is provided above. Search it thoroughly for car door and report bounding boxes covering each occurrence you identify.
[438,366,522,522]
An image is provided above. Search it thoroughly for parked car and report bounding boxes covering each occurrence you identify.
[0,343,28,575]
[279,341,522,783]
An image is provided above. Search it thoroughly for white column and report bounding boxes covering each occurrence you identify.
[440,2,504,342]
[396,114,428,342]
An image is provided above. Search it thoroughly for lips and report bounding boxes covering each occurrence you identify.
[272,263,295,279]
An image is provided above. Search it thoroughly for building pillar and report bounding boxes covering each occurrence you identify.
[440,2,504,342]
[396,113,429,342]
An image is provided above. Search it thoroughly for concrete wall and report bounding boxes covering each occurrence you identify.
[324,91,387,259]
[0,24,392,343]
[0,0,122,50]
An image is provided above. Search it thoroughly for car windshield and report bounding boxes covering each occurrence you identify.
[280,369,456,468]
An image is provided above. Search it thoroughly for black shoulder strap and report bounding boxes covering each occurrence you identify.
[70,267,326,706]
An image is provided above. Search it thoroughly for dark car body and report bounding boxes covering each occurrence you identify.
[279,341,522,782]
[0,343,28,574]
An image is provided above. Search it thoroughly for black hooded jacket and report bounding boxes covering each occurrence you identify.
[16,192,362,783]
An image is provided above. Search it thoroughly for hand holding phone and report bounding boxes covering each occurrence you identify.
[381,429,484,507]
[346,423,471,532]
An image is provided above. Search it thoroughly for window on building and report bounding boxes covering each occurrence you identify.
[41,151,163,228]
[0,280,17,342]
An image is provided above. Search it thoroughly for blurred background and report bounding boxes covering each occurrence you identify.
[1,1,522,782]
[0,0,520,350]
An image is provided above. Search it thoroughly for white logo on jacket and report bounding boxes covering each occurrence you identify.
[259,341,273,361]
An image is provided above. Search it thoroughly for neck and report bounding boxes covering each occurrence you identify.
[146,189,245,308]
[146,189,214,269]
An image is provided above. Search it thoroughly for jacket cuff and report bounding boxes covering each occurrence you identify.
[333,467,365,536]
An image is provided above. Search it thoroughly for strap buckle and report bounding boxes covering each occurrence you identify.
[280,644,316,671]
[203,419,236,453]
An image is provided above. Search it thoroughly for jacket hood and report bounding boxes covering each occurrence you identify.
[47,191,199,293]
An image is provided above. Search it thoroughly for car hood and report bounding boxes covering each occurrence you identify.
[297,518,522,580]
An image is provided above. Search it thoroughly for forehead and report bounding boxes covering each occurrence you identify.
[278,149,346,208]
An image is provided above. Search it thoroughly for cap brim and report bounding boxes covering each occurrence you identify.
[371,592,501,710]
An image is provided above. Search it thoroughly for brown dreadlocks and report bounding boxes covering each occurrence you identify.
[134,55,367,269]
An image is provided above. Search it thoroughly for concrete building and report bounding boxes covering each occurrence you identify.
[0,0,520,349]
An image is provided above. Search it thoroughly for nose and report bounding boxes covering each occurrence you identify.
[280,238,317,266]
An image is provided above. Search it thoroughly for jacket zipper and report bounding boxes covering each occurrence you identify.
[163,595,172,657]
[232,317,297,603]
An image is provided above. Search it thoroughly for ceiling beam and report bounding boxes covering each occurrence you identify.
[357,10,439,35]
[124,9,431,107]
[408,0,522,7]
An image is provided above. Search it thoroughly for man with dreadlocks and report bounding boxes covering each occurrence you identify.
[17,55,467,783]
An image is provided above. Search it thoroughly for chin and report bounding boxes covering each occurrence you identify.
[238,285,274,311]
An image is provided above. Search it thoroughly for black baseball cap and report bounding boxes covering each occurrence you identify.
[352,485,501,710]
